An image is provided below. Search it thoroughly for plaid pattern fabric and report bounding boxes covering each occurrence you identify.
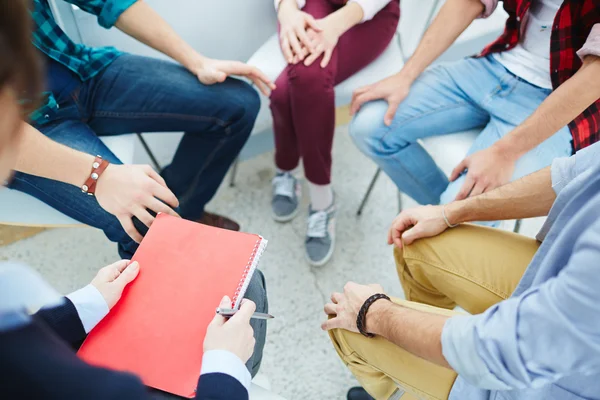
[30,0,137,124]
[478,0,600,152]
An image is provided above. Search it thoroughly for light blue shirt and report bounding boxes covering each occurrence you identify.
[442,142,600,400]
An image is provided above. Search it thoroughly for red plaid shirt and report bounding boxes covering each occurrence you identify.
[479,0,600,152]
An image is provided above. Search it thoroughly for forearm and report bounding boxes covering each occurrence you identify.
[15,123,93,187]
[367,300,451,368]
[114,1,202,71]
[323,2,364,37]
[445,166,554,224]
[398,0,483,82]
[497,56,600,158]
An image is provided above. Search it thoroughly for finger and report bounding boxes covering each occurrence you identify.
[454,175,476,201]
[384,101,399,126]
[350,91,378,115]
[113,259,131,273]
[324,302,337,315]
[288,32,304,61]
[468,182,487,198]
[280,35,294,63]
[143,165,167,187]
[150,181,179,209]
[449,159,468,182]
[295,26,314,52]
[146,197,180,218]
[401,225,425,246]
[320,48,333,68]
[114,261,140,288]
[304,46,323,66]
[331,292,343,304]
[231,300,256,324]
[305,15,322,32]
[134,206,155,229]
[251,77,271,96]
[211,296,232,326]
[321,317,342,331]
[118,216,143,243]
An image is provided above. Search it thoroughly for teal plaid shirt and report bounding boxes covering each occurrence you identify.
[31,0,137,124]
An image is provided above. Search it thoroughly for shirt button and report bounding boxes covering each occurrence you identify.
[554,69,558,73]
[44,114,49,119]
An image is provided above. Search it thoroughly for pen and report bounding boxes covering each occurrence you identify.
[216,308,274,320]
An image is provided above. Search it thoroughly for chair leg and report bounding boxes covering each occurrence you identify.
[513,219,522,234]
[136,133,161,171]
[356,168,382,216]
[229,157,240,187]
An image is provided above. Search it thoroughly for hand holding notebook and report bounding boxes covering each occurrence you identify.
[78,213,268,398]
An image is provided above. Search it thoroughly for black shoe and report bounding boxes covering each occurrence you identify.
[347,387,375,400]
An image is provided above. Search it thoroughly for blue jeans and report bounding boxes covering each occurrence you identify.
[10,54,260,259]
[350,56,572,209]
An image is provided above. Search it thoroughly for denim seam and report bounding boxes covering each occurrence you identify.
[91,111,231,130]
[403,254,511,300]
[381,101,474,142]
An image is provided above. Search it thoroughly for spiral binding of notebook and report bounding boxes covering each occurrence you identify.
[231,236,268,310]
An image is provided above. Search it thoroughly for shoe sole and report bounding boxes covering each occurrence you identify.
[271,205,300,223]
[306,234,336,267]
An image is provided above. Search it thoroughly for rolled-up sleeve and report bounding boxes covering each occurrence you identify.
[442,218,600,390]
[577,24,600,61]
[478,0,498,18]
[65,0,138,29]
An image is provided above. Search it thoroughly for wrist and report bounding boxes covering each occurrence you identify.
[180,51,206,74]
[493,137,524,161]
[326,3,362,36]
[364,298,393,336]
[278,0,299,19]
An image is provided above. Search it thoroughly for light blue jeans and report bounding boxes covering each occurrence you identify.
[351,55,572,208]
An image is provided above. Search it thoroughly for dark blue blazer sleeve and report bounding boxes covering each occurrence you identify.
[196,373,249,400]
[35,296,87,348]
[0,317,248,400]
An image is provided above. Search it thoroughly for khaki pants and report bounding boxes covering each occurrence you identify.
[329,224,540,400]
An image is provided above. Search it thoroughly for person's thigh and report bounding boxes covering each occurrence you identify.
[8,120,136,257]
[334,0,400,83]
[396,224,540,314]
[350,57,497,152]
[82,54,260,136]
[330,298,458,400]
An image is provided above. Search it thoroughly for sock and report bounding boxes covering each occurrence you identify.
[308,182,333,211]
[276,167,296,176]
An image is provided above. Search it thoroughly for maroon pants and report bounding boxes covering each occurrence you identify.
[270,0,400,185]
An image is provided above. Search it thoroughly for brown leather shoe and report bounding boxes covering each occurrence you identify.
[196,212,240,231]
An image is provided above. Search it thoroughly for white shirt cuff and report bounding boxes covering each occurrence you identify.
[349,0,390,22]
[201,350,251,392]
[442,315,511,390]
[66,284,109,333]
[274,0,306,11]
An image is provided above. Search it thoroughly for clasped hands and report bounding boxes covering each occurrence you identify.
[278,8,340,68]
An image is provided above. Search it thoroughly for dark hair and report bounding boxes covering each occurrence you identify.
[0,0,42,114]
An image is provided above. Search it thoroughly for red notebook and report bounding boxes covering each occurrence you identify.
[78,213,267,398]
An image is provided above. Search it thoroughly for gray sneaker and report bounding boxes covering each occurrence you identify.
[271,172,301,222]
[305,198,336,266]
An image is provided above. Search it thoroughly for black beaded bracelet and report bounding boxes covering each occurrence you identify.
[356,293,391,338]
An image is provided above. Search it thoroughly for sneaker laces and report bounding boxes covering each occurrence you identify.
[307,211,328,238]
[273,173,296,198]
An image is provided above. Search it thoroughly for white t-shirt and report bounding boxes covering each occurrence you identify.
[493,0,563,89]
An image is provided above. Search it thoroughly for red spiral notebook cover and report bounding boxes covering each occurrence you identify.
[78,213,267,398]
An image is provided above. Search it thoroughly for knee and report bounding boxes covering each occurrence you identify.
[349,100,389,155]
[228,79,261,130]
[287,62,334,92]
[269,80,289,111]
[244,270,268,313]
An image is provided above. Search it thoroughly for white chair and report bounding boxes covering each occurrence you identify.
[0,135,138,227]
